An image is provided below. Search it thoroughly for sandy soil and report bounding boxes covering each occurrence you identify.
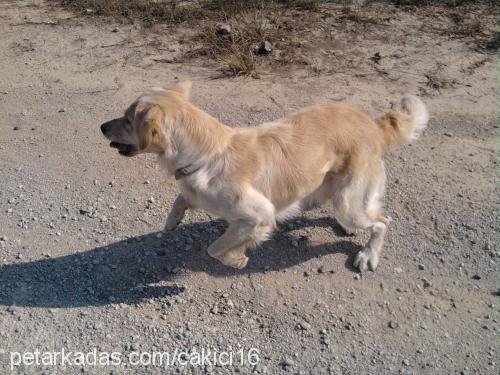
[0,1,497,374]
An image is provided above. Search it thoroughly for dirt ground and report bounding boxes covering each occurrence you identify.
[0,1,498,374]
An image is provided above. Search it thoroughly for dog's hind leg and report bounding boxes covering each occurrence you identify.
[164,194,190,233]
[333,171,389,272]
[352,215,389,272]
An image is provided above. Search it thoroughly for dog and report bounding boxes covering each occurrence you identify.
[100,81,428,271]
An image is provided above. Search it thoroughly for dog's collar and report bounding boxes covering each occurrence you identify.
[174,164,200,180]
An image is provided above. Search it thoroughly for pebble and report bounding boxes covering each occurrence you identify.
[317,265,326,274]
[354,274,360,280]
[402,359,410,366]
[418,264,425,270]
[256,40,272,55]
[58,108,66,113]
[394,267,403,273]
[388,320,398,329]
[216,23,231,36]
[148,197,155,204]
[297,320,311,331]
[281,358,294,368]
[111,27,120,33]
[13,126,20,131]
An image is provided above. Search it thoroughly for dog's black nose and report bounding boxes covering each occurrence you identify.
[100,122,109,135]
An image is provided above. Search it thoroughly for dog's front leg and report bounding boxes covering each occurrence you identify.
[207,219,257,269]
[164,194,190,234]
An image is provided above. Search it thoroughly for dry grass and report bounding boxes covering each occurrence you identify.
[52,0,498,76]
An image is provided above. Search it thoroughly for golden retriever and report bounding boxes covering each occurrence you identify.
[100,81,428,271]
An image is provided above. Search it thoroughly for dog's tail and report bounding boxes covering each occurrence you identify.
[375,95,429,150]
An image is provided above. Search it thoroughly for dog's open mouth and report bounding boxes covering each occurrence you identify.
[110,142,137,156]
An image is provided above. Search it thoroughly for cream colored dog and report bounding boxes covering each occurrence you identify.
[100,81,428,271]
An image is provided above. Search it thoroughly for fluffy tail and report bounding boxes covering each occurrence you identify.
[375,95,429,150]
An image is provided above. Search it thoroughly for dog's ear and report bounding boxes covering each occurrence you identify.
[138,105,162,150]
[169,80,192,100]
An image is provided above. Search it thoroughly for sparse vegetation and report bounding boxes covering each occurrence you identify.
[51,0,498,76]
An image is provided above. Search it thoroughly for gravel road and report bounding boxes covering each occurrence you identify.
[0,1,497,374]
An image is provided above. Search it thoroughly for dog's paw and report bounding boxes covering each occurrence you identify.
[162,224,177,237]
[353,248,379,272]
[164,218,180,232]
[215,251,249,270]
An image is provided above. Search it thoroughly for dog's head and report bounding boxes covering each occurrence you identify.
[100,81,192,157]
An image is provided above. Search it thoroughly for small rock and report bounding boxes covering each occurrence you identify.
[291,240,298,247]
[255,40,272,55]
[317,265,326,274]
[394,267,403,273]
[471,274,481,280]
[418,264,425,270]
[13,126,20,131]
[111,27,120,33]
[402,359,410,366]
[280,358,294,368]
[444,132,453,137]
[58,108,66,113]
[297,320,311,331]
[370,52,382,64]
[216,23,231,36]
[148,197,155,204]
[389,320,399,329]
[353,274,360,280]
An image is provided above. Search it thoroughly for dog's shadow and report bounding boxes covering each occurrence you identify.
[0,218,361,308]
